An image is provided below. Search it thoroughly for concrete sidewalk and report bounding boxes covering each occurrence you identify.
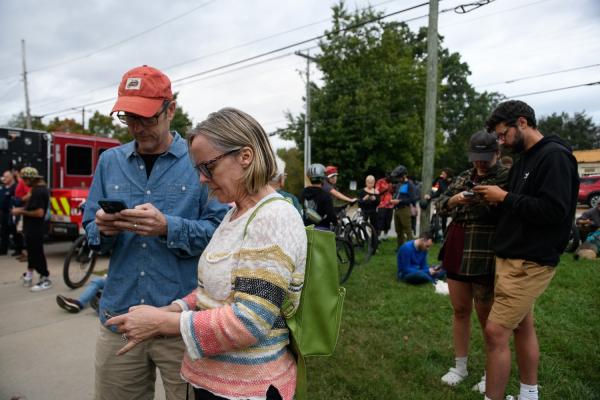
[0,242,166,400]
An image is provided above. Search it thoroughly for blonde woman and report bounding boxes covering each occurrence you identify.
[107,108,307,400]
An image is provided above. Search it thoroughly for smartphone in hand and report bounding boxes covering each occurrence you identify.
[98,199,128,214]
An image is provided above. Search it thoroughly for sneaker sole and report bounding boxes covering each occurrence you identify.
[30,284,52,292]
[56,296,80,313]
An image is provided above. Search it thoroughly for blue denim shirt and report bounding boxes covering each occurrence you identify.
[83,132,229,329]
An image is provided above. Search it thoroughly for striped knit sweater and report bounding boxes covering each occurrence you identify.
[174,193,307,400]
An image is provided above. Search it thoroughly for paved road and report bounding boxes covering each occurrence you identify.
[0,242,166,400]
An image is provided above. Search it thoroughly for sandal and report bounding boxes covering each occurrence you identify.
[472,374,486,394]
[441,367,468,386]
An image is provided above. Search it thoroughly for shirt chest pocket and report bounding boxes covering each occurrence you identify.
[105,183,131,206]
[165,183,194,214]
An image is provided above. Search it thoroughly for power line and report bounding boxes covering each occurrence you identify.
[507,81,600,98]
[38,2,435,117]
[38,0,498,118]
[476,63,600,88]
[27,1,408,110]
[0,0,218,80]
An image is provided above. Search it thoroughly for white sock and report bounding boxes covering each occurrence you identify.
[25,270,33,278]
[455,356,468,374]
[520,382,538,400]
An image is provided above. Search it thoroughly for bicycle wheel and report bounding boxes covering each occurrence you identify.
[345,223,372,265]
[63,235,97,289]
[336,237,354,284]
[361,221,379,255]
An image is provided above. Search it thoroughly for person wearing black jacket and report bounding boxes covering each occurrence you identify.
[299,163,337,230]
[473,100,579,400]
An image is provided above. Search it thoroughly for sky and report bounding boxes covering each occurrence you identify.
[0,0,599,150]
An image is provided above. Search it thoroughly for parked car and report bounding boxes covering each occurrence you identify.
[578,175,600,207]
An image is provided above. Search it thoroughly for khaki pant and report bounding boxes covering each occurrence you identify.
[489,258,556,330]
[394,207,413,247]
[95,324,191,400]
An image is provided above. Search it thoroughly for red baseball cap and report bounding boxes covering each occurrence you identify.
[325,165,338,177]
[111,65,174,117]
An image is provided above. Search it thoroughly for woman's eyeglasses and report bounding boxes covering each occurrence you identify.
[194,148,240,179]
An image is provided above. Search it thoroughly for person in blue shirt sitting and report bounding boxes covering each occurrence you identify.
[397,232,445,284]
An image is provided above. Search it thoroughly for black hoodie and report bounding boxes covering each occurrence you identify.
[494,135,579,266]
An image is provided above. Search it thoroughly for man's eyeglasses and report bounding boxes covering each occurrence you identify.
[194,148,241,179]
[115,101,170,127]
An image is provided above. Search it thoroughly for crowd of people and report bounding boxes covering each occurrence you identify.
[2,63,580,400]
[1,165,52,291]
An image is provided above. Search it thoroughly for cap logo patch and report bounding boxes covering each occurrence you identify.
[125,78,142,90]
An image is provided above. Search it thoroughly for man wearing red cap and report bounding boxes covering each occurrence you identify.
[83,65,228,400]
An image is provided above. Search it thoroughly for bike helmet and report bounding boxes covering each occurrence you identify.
[390,165,408,179]
[325,165,338,178]
[307,163,326,179]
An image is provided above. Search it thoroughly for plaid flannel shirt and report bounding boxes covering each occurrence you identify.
[435,163,509,276]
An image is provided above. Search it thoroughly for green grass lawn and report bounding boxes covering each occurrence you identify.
[308,239,600,399]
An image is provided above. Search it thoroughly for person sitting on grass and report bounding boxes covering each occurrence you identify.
[56,276,106,313]
[396,232,445,284]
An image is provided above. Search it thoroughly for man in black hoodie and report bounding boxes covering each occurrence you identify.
[473,100,579,400]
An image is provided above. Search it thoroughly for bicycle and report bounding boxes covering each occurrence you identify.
[335,204,376,266]
[63,234,97,289]
[336,236,354,284]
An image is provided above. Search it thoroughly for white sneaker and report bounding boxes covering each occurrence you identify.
[30,278,52,292]
[22,273,33,287]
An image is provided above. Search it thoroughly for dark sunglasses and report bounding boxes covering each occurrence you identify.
[194,148,241,179]
[115,101,170,127]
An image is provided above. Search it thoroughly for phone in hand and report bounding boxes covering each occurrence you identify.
[98,199,128,214]
[463,191,475,198]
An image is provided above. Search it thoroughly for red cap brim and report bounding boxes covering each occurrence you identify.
[111,96,164,117]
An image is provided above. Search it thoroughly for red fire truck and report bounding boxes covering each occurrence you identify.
[0,127,121,240]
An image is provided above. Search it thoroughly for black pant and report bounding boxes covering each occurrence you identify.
[194,385,282,400]
[0,219,21,254]
[25,232,48,277]
[362,209,378,234]
[377,208,393,233]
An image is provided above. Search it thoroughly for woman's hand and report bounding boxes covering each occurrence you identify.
[448,191,475,208]
[105,305,181,355]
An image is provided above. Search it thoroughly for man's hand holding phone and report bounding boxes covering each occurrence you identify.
[113,203,168,237]
[96,199,129,236]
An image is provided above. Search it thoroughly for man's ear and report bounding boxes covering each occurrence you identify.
[166,101,177,122]
[238,146,254,168]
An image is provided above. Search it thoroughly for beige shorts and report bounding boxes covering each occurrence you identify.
[95,324,191,400]
[488,258,556,330]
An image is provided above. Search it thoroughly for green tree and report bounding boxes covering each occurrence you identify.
[172,92,193,137]
[6,112,47,131]
[46,117,83,133]
[277,147,304,197]
[87,110,128,138]
[88,111,127,137]
[538,111,599,150]
[281,3,500,182]
[171,104,193,136]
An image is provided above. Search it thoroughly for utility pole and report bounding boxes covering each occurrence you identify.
[419,0,439,234]
[21,39,32,129]
[295,50,317,173]
[82,107,86,132]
